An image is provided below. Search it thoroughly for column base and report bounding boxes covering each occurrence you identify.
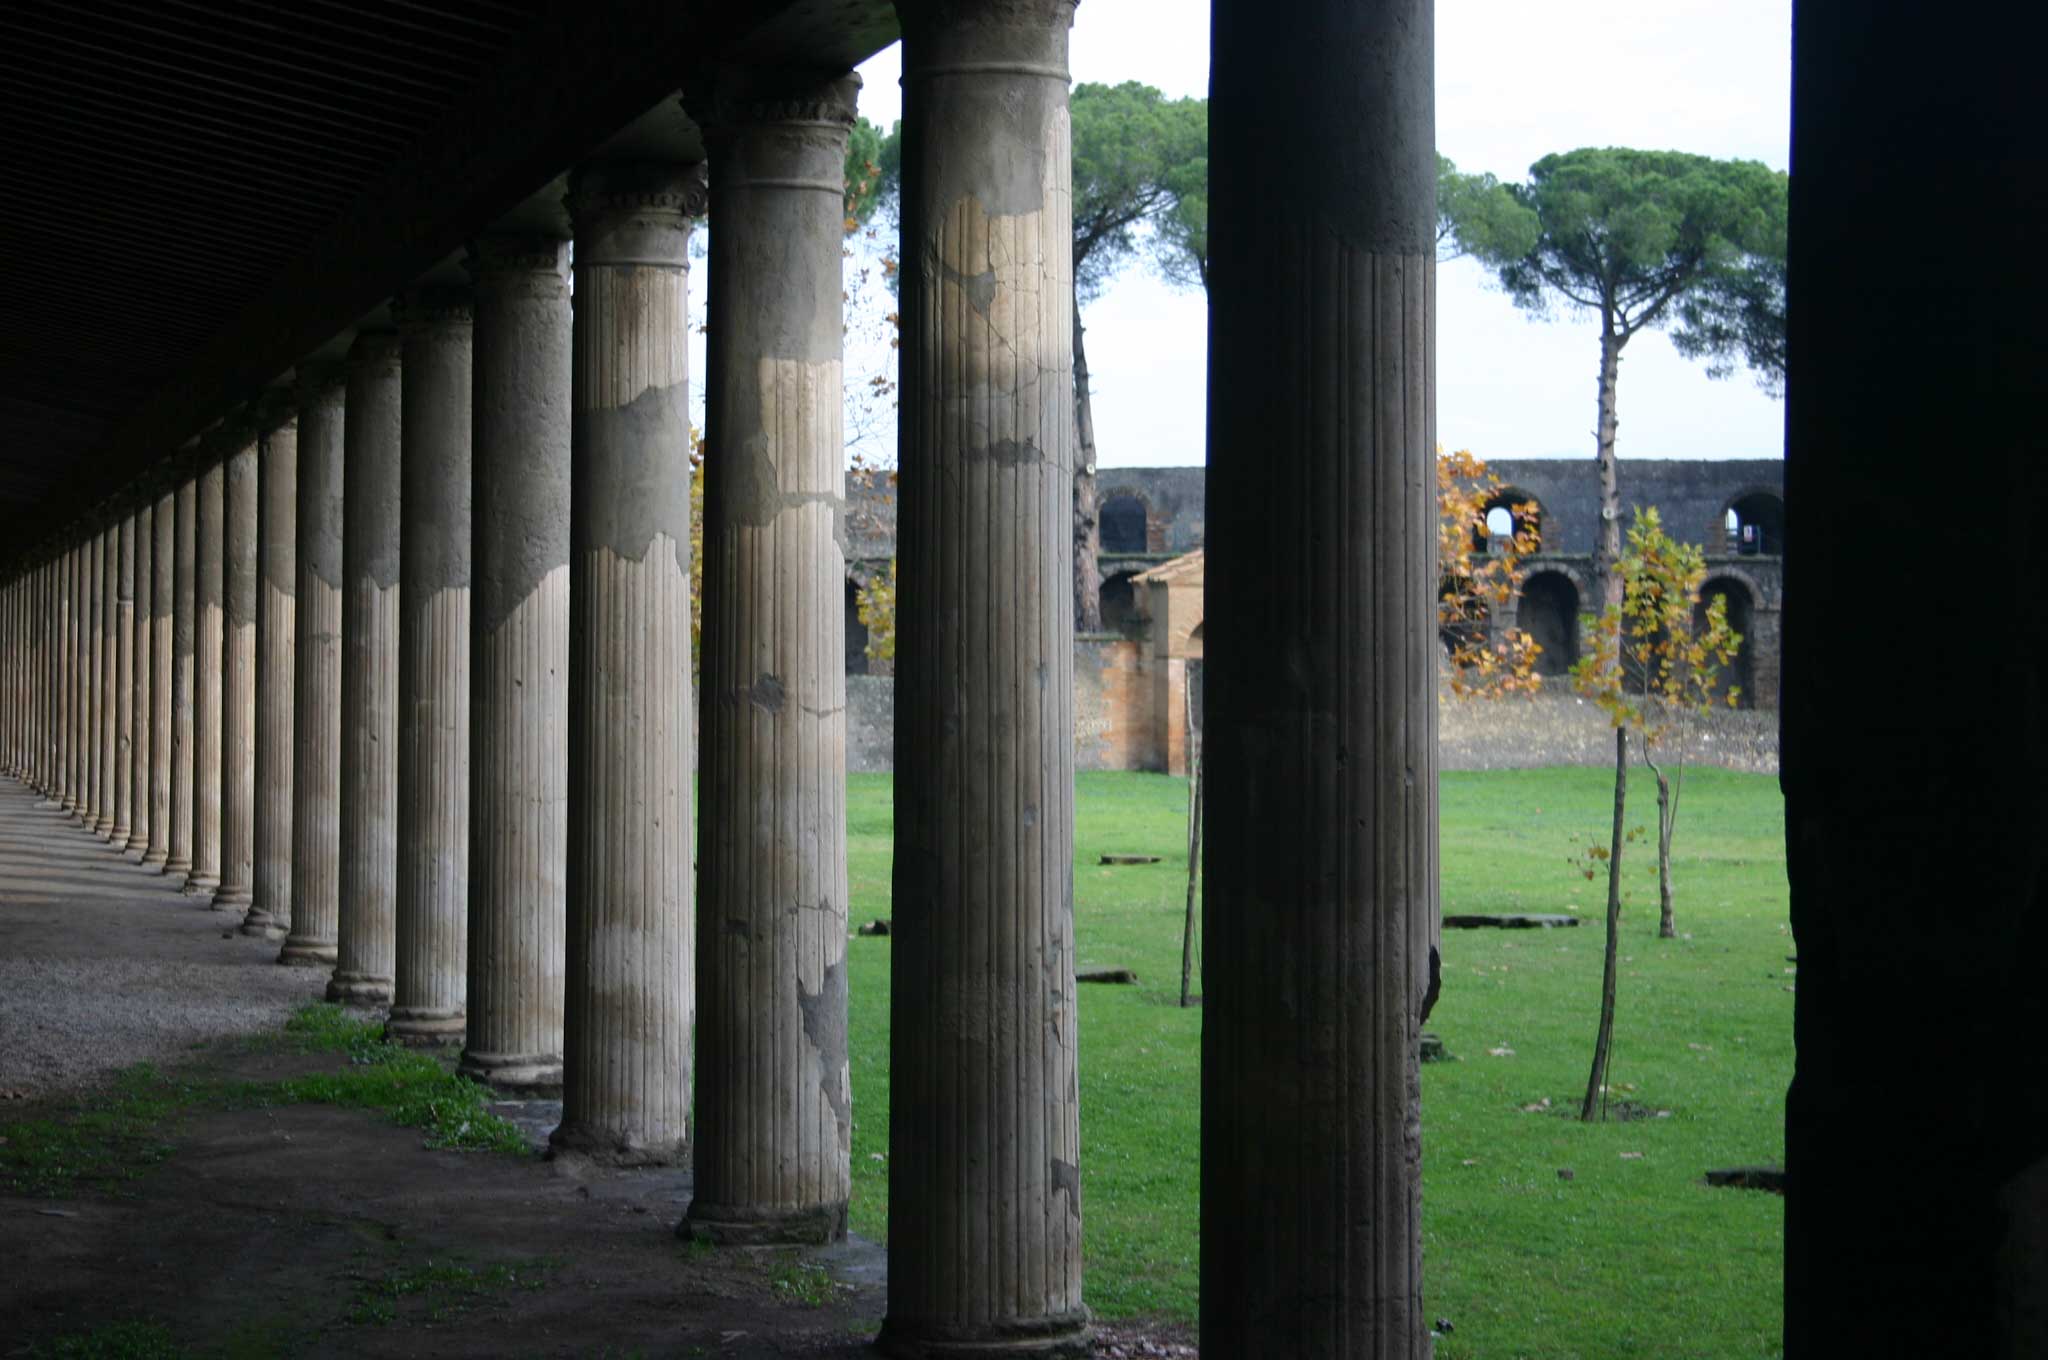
[142,847,169,869]
[238,906,286,939]
[164,855,192,879]
[679,1199,848,1247]
[457,1050,563,1098]
[121,832,149,858]
[384,1007,465,1047]
[546,1121,686,1168]
[111,821,131,846]
[183,871,220,896]
[276,937,337,968]
[875,1312,1093,1360]
[93,817,115,839]
[325,971,393,1007]
[210,885,252,912]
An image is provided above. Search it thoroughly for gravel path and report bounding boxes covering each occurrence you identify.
[0,777,326,1100]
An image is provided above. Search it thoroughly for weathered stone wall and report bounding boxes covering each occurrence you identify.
[843,659,1776,775]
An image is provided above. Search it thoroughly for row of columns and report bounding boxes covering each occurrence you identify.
[1,0,1439,1353]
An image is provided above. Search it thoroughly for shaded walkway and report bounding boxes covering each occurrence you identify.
[0,776,323,1098]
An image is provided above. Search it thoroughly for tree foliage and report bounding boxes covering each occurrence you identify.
[1437,155,1538,264]
[856,559,897,665]
[1437,448,1544,699]
[1568,507,1742,1120]
[1071,82,1207,302]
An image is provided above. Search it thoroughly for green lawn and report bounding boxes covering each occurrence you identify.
[844,766,1791,1359]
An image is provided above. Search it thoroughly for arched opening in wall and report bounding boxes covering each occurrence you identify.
[1725,492,1785,556]
[1185,620,1204,659]
[1697,576,1755,708]
[1100,572,1139,635]
[1474,488,1543,556]
[1100,494,1149,553]
[845,578,870,677]
[1517,571,1580,676]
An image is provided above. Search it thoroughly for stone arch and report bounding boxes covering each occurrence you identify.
[1099,492,1151,553]
[1698,574,1757,708]
[1516,569,1580,676]
[1099,569,1141,633]
[1478,486,1544,553]
[1722,488,1785,556]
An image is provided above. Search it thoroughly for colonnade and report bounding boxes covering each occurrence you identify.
[0,0,1441,1354]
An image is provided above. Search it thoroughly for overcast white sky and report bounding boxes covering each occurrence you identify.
[701,1,1792,469]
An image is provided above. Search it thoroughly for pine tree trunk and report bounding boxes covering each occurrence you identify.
[1582,727,1628,1122]
[1073,306,1102,633]
[1655,764,1676,938]
[1595,325,1625,610]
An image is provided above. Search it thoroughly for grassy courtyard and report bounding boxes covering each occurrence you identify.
[844,766,1791,1359]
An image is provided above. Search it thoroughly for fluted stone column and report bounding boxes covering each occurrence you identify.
[212,437,258,911]
[283,370,345,967]
[460,237,570,1093]
[686,73,858,1246]
[553,161,702,1164]
[57,543,75,812]
[112,513,135,848]
[187,459,226,896]
[242,415,296,938]
[880,4,1086,1354]
[144,487,174,868]
[1201,3,1438,1356]
[167,475,199,880]
[331,332,402,1007]
[92,525,113,836]
[387,291,473,1046]
[123,503,152,858]
[72,537,91,819]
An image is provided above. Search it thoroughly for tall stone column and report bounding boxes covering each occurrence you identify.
[186,458,226,896]
[242,413,297,938]
[686,73,858,1246]
[144,487,174,868]
[880,4,1086,1352]
[387,290,473,1046]
[331,332,402,1007]
[73,537,91,819]
[91,525,112,836]
[112,513,136,848]
[283,369,344,967]
[553,160,702,1164]
[123,502,153,858]
[57,542,76,812]
[1201,3,1437,1356]
[212,436,258,911]
[460,237,570,1093]
[167,475,198,880]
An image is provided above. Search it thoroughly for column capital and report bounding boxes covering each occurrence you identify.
[689,69,862,136]
[393,285,473,333]
[465,233,570,291]
[295,359,348,406]
[252,387,298,440]
[566,161,706,270]
[347,328,403,372]
[895,0,1077,67]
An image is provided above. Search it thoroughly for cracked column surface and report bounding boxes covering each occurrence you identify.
[112,513,135,847]
[187,456,226,896]
[167,476,198,879]
[91,526,112,836]
[552,160,702,1165]
[283,370,344,967]
[144,486,174,868]
[331,332,402,1006]
[1200,2,1438,1356]
[243,415,297,938]
[124,502,152,858]
[879,3,1087,1354]
[685,72,858,1247]
[460,237,570,1094]
[387,291,473,1047]
[212,435,259,912]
